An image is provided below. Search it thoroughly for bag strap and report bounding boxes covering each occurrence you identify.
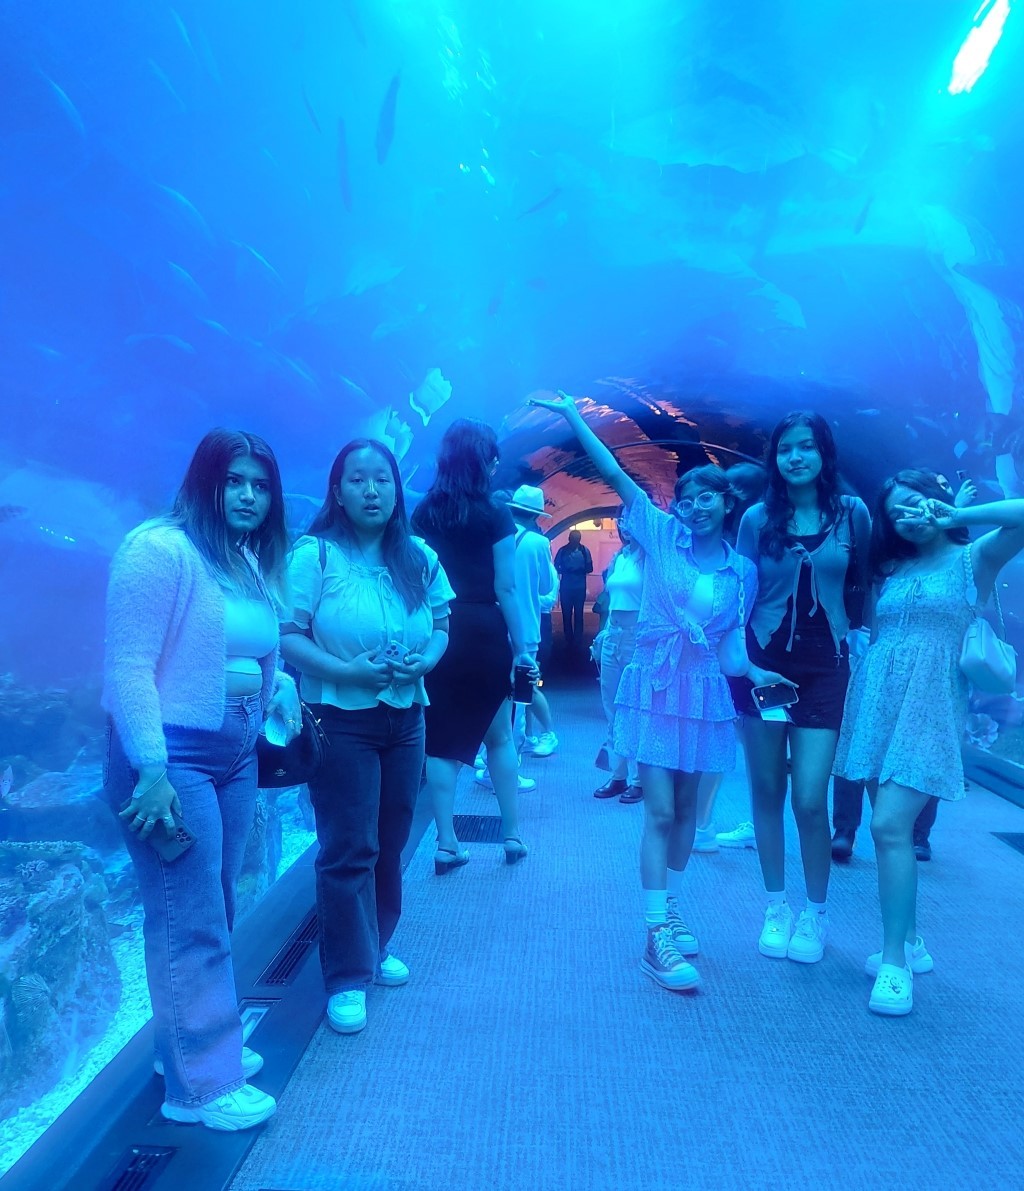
[963,545,1007,639]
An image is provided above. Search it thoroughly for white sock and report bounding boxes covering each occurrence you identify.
[766,890,787,906]
[667,868,684,900]
[644,889,668,926]
[807,899,827,916]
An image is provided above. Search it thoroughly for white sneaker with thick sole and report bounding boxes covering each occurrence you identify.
[522,735,539,754]
[161,1084,276,1131]
[758,902,794,958]
[716,821,757,849]
[377,953,410,986]
[869,963,914,1016]
[155,1046,263,1080]
[692,824,719,853]
[474,768,537,793]
[787,909,828,964]
[865,936,933,977]
[530,732,559,757]
[327,990,367,1034]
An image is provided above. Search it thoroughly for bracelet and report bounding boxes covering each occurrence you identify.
[132,769,167,800]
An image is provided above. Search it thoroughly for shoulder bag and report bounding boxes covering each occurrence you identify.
[256,536,330,788]
[959,546,1017,694]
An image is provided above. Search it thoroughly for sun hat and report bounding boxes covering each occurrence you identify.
[507,484,551,517]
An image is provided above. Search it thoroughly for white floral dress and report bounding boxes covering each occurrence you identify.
[834,547,974,802]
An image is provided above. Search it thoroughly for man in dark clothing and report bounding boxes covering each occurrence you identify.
[554,529,594,649]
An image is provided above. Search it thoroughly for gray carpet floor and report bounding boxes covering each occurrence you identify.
[231,681,1024,1191]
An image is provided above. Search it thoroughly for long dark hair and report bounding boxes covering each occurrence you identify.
[307,439,428,613]
[725,460,767,543]
[870,469,970,579]
[412,418,499,532]
[167,428,288,600]
[759,411,842,559]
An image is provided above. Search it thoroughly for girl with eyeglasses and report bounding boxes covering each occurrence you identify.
[733,411,871,966]
[530,392,787,992]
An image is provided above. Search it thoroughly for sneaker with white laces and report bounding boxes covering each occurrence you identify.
[665,898,699,956]
[869,963,914,1016]
[758,902,794,958]
[473,768,537,793]
[155,1046,263,1080]
[161,1084,276,1131]
[521,735,539,754]
[530,731,559,757]
[716,821,757,849]
[692,824,719,853]
[377,952,410,986]
[641,923,701,991]
[865,936,934,977]
[327,989,367,1034]
[787,909,828,963]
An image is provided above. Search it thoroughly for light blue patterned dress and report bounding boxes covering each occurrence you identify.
[613,495,758,773]
[835,546,974,802]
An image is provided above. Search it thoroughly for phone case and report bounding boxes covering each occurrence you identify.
[751,683,799,712]
[121,801,196,862]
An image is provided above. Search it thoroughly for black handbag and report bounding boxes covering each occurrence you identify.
[256,701,328,788]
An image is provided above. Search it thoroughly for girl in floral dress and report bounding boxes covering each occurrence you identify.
[835,470,1024,1016]
[530,392,791,992]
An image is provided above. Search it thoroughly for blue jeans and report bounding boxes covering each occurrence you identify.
[103,694,262,1108]
[308,703,424,993]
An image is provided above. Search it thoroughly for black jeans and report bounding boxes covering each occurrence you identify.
[308,703,424,992]
[560,583,587,645]
[832,778,939,843]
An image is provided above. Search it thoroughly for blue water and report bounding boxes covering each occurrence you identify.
[0,0,1022,1173]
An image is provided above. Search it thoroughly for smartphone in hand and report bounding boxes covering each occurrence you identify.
[121,800,196,862]
[751,683,799,713]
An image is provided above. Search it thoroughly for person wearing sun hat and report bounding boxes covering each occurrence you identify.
[506,485,560,758]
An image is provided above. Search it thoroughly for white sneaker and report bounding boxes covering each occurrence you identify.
[473,768,537,793]
[692,824,719,853]
[473,752,486,770]
[161,1084,276,1131]
[522,735,539,753]
[530,732,559,757]
[865,936,934,977]
[327,990,367,1034]
[787,909,828,963]
[716,821,757,849]
[869,963,914,1016]
[758,902,794,958]
[377,953,410,986]
[155,1046,263,1080]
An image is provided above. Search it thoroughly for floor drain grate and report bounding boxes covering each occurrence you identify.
[99,1146,175,1191]
[258,908,319,985]
[993,832,1024,856]
[452,814,504,842]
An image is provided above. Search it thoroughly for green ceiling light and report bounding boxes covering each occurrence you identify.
[948,0,1012,93]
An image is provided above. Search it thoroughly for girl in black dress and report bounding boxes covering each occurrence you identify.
[411,419,536,871]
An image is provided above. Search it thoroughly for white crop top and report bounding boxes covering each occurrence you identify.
[223,591,279,677]
[605,550,644,613]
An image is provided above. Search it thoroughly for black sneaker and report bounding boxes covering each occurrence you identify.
[831,829,855,862]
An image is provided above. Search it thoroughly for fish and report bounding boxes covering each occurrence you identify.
[169,8,198,61]
[301,86,322,134]
[232,241,285,285]
[43,74,86,138]
[342,0,368,48]
[375,74,401,164]
[852,196,874,235]
[156,184,214,240]
[146,59,185,111]
[480,166,496,186]
[125,332,196,354]
[1,765,11,798]
[337,118,352,211]
[166,262,208,305]
[517,187,562,219]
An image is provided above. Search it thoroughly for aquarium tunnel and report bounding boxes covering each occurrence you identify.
[0,1,1022,1188]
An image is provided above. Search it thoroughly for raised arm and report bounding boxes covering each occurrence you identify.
[529,391,643,508]
[902,497,1024,599]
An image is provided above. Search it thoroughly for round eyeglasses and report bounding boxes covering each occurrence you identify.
[677,491,720,517]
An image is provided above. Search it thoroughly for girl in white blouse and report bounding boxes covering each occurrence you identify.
[281,440,454,1036]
